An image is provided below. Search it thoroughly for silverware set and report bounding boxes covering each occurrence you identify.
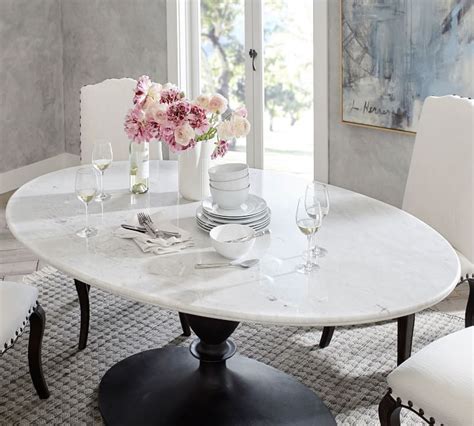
[122,212,181,239]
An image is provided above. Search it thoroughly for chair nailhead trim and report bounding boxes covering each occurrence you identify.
[1,301,38,356]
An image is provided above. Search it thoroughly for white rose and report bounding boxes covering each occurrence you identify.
[174,122,195,146]
[195,95,210,109]
[231,115,251,138]
[209,94,228,114]
[148,83,162,101]
[217,120,234,140]
[163,82,178,91]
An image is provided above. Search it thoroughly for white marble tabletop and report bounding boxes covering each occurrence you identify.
[6,161,460,327]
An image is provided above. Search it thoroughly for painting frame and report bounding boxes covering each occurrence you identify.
[339,0,473,136]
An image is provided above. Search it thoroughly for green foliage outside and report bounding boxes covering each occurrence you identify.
[200,0,312,131]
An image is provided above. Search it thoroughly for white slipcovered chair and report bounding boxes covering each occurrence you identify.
[379,326,474,425]
[378,95,474,425]
[318,96,474,360]
[80,77,162,163]
[74,78,189,351]
[0,281,49,399]
[403,95,474,327]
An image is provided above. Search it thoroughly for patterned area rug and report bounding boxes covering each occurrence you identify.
[0,267,463,425]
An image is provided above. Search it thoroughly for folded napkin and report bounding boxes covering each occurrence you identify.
[114,220,194,255]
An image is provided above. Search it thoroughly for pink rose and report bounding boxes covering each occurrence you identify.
[174,122,195,146]
[231,115,251,138]
[208,94,228,114]
[195,95,210,110]
[217,120,234,140]
[234,106,248,118]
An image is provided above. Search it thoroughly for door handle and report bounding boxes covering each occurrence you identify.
[249,49,258,71]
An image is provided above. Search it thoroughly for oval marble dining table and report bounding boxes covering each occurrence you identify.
[6,161,460,425]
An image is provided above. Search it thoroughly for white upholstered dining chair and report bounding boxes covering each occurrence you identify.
[318,95,474,363]
[80,77,162,163]
[0,281,49,399]
[403,95,474,328]
[379,326,474,425]
[75,78,189,350]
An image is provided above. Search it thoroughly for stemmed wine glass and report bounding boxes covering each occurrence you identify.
[75,167,99,238]
[296,197,323,274]
[305,182,330,257]
[92,141,113,201]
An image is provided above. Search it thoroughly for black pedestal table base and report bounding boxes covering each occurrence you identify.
[99,314,336,425]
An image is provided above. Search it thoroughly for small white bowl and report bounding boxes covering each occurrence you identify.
[208,163,249,182]
[210,224,255,259]
[210,174,249,191]
[210,185,250,210]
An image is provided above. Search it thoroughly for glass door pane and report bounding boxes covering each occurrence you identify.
[200,0,246,164]
[263,0,313,177]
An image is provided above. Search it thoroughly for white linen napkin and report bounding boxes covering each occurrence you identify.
[114,219,194,255]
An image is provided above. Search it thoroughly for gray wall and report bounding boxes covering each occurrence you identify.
[0,0,65,173]
[0,0,167,173]
[328,0,415,207]
[62,0,168,156]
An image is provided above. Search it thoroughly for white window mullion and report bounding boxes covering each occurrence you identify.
[245,0,264,169]
[166,0,201,160]
[313,0,329,183]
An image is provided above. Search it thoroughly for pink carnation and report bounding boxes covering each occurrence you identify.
[167,100,192,125]
[211,140,229,159]
[133,75,152,106]
[188,104,210,135]
[160,85,184,104]
[124,107,155,142]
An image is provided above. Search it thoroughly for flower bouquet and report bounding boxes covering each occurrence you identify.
[124,75,250,198]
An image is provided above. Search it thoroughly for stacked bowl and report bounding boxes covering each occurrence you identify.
[196,162,271,233]
[209,163,250,210]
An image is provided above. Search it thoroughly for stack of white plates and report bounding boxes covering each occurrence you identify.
[196,194,271,232]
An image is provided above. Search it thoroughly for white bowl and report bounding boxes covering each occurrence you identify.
[208,163,249,182]
[210,224,255,259]
[210,174,249,190]
[210,185,250,210]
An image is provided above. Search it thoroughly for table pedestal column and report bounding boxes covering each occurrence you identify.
[99,314,336,425]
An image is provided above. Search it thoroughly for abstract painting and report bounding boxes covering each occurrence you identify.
[342,0,474,133]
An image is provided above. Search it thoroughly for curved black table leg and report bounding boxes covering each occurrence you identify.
[319,326,335,348]
[74,280,90,351]
[28,303,50,399]
[99,314,336,425]
[397,314,415,366]
[378,390,401,426]
[178,312,191,336]
[465,278,474,328]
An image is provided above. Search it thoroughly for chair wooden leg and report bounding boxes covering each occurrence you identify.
[465,278,474,328]
[74,280,90,351]
[378,391,401,426]
[28,303,50,399]
[397,314,415,366]
[319,326,335,348]
[179,312,191,336]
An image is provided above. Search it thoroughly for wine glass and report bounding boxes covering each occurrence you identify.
[75,167,99,238]
[296,197,322,274]
[92,141,113,201]
[305,182,330,257]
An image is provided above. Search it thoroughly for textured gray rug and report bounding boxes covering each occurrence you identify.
[0,267,463,425]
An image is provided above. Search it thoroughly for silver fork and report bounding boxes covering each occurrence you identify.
[137,213,181,238]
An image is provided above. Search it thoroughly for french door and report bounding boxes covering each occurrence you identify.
[168,0,327,181]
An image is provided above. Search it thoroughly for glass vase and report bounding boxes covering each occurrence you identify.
[129,141,149,194]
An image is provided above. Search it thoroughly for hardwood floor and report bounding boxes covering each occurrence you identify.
[0,190,468,319]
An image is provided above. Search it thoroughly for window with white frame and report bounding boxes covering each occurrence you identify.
[167,0,328,182]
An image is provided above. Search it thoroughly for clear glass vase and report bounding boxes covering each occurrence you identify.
[129,141,149,194]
